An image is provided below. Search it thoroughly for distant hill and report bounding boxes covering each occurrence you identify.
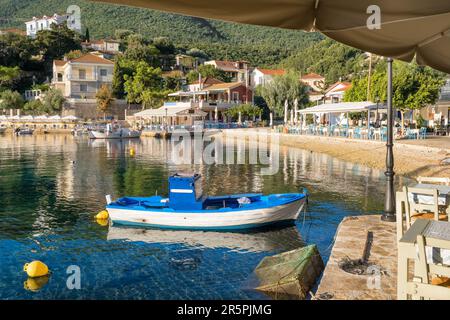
[0,0,323,66]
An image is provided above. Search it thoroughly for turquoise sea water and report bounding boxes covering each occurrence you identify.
[0,134,408,299]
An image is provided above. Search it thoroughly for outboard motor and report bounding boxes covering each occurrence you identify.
[168,173,203,210]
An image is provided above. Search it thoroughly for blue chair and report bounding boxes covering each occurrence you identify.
[420,127,427,139]
[354,127,361,139]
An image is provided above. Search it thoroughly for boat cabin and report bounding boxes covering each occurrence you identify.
[169,173,204,210]
[168,173,262,211]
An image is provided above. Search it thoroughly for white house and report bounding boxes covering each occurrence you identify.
[323,81,352,104]
[52,53,114,99]
[25,13,81,38]
[82,40,121,54]
[250,68,286,88]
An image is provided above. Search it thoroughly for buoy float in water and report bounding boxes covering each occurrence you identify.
[96,218,109,226]
[95,210,109,220]
[129,148,135,157]
[24,275,49,292]
[23,261,49,278]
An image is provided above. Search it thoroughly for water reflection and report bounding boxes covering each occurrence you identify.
[107,225,304,254]
[0,134,410,299]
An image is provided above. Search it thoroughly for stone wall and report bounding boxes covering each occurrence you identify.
[63,100,142,120]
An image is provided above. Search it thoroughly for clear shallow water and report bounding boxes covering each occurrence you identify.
[0,134,409,299]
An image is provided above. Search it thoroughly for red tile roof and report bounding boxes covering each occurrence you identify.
[210,60,240,72]
[191,77,223,86]
[54,60,66,66]
[326,81,352,93]
[301,72,325,80]
[68,53,114,65]
[257,68,286,76]
[53,53,114,68]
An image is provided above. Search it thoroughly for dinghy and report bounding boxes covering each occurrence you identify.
[105,174,308,230]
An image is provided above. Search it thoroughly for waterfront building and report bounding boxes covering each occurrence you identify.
[250,68,286,88]
[81,39,122,55]
[204,60,251,83]
[51,53,134,119]
[300,73,326,104]
[25,13,81,38]
[167,80,253,122]
[52,53,114,99]
[323,81,352,104]
[175,54,204,74]
[418,77,450,129]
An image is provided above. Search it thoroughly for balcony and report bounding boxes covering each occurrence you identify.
[67,75,113,82]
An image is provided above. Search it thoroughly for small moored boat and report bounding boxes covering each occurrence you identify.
[15,127,34,135]
[105,174,308,230]
[89,123,141,139]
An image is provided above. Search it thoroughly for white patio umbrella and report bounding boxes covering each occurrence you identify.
[63,115,78,121]
[238,111,242,124]
[284,100,288,124]
[92,0,450,221]
[294,98,298,124]
[214,107,218,122]
[269,112,273,127]
[290,109,294,125]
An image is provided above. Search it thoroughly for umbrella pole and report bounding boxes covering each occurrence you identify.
[382,57,396,222]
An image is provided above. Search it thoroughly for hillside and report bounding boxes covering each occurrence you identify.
[0,0,323,66]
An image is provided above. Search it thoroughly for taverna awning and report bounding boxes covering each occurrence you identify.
[168,91,208,97]
[298,102,384,114]
[134,106,207,118]
[92,0,450,73]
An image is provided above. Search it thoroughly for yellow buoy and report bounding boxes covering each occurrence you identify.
[95,210,109,220]
[129,148,135,157]
[96,218,109,226]
[24,276,49,292]
[23,261,49,278]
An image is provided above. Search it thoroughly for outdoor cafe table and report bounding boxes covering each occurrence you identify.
[411,184,450,207]
[397,219,450,299]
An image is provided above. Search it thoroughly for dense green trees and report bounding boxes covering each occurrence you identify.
[0,90,24,111]
[35,24,82,69]
[257,71,310,117]
[280,39,366,84]
[186,65,231,83]
[344,61,446,128]
[96,85,114,119]
[41,88,66,114]
[0,66,21,92]
[225,104,262,121]
[0,0,322,67]
[123,61,165,106]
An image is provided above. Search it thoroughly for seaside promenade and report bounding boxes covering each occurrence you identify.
[220,128,450,179]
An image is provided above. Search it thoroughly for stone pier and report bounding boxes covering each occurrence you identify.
[315,215,397,300]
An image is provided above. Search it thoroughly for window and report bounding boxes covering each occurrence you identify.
[232,92,239,101]
[80,84,87,92]
[78,69,86,80]
[99,69,107,77]
[57,73,63,82]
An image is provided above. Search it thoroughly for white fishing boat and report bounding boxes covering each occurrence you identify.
[89,123,141,139]
[105,173,308,231]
